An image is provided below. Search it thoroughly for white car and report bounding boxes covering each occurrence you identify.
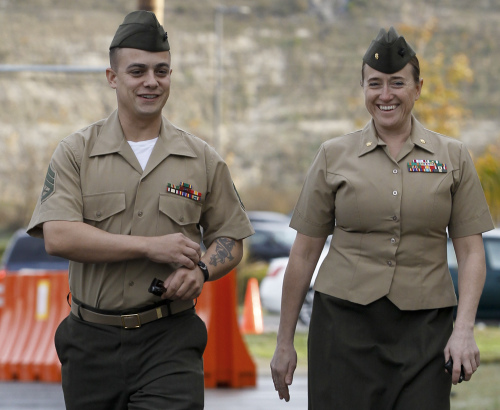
[259,241,329,325]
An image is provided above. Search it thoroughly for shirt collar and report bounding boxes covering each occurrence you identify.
[90,110,197,159]
[358,115,435,157]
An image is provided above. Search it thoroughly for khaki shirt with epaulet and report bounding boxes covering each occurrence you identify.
[291,116,494,310]
[27,110,254,310]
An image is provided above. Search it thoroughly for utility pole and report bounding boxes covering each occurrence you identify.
[138,0,165,24]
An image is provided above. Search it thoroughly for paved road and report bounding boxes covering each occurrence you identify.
[0,376,308,410]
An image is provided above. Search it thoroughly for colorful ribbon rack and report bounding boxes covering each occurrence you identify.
[167,182,202,201]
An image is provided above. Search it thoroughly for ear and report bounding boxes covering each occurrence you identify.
[415,78,424,101]
[106,67,118,89]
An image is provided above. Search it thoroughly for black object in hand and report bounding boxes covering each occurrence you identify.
[148,278,166,297]
[444,358,465,383]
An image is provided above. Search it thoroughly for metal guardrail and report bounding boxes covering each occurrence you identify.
[0,65,107,73]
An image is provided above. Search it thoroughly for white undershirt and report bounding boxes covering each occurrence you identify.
[128,137,158,170]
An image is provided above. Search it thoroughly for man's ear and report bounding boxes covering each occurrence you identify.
[106,68,117,89]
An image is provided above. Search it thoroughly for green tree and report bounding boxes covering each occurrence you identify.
[475,142,500,225]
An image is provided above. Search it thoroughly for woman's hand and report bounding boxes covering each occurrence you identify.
[270,341,297,402]
[445,234,486,385]
[444,324,480,384]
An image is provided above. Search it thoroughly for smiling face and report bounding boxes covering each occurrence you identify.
[106,48,172,123]
[362,63,423,137]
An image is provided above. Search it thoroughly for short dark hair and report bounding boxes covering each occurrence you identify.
[109,47,119,71]
[108,47,171,71]
[361,55,420,85]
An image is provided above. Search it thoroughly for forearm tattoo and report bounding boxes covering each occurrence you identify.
[209,238,235,267]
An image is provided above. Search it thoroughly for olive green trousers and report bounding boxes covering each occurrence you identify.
[55,308,207,410]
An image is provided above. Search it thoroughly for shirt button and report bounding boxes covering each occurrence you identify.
[180,216,185,222]
[138,211,143,217]
[96,211,102,218]
[391,238,396,244]
[392,191,398,196]
[129,281,134,287]
[392,169,398,174]
[387,261,393,267]
[392,215,398,221]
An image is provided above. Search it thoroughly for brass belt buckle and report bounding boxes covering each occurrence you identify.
[121,313,141,329]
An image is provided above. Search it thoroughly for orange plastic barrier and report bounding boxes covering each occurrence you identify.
[0,271,69,382]
[0,271,5,320]
[197,269,257,388]
[0,269,257,388]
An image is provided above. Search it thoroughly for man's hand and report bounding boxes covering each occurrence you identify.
[145,233,201,269]
[161,265,205,300]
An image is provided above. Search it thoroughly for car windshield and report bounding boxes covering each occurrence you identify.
[5,236,69,271]
[485,239,500,269]
[268,227,296,247]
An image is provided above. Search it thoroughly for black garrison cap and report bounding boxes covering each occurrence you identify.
[110,10,170,52]
[362,27,416,74]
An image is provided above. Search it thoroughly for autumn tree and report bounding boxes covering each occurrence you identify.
[400,20,474,137]
[474,141,500,225]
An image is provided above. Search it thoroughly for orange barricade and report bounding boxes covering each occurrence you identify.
[0,271,69,382]
[197,269,257,388]
[0,269,256,388]
[0,271,5,320]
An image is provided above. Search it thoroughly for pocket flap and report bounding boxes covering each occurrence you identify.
[159,194,202,225]
[83,192,126,222]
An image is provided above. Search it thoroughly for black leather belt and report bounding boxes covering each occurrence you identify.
[71,298,194,329]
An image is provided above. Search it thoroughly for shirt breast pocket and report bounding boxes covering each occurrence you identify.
[83,192,126,234]
[157,194,202,241]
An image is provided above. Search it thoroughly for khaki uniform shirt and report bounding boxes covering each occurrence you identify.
[291,116,494,310]
[28,110,254,310]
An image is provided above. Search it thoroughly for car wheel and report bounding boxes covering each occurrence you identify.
[298,288,314,326]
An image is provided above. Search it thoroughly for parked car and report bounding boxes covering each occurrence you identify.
[246,222,296,262]
[260,229,500,325]
[260,238,330,325]
[247,211,291,225]
[447,228,500,319]
[0,229,69,314]
[0,229,69,274]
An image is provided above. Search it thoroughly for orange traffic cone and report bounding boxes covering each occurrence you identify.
[241,278,264,334]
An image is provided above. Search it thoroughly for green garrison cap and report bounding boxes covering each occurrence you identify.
[362,27,416,74]
[110,10,170,52]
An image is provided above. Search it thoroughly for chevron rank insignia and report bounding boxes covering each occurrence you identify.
[41,163,56,202]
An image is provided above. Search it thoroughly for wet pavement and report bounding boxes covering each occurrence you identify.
[0,376,308,410]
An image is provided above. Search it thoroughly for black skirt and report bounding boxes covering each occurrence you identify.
[308,292,453,410]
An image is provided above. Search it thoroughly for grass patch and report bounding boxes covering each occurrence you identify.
[475,324,500,363]
[244,324,500,408]
[244,324,500,375]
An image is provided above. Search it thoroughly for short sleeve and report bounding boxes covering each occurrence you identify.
[448,144,494,238]
[290,144,335,237]
[199,147,254,247]
[27,139,84,238]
